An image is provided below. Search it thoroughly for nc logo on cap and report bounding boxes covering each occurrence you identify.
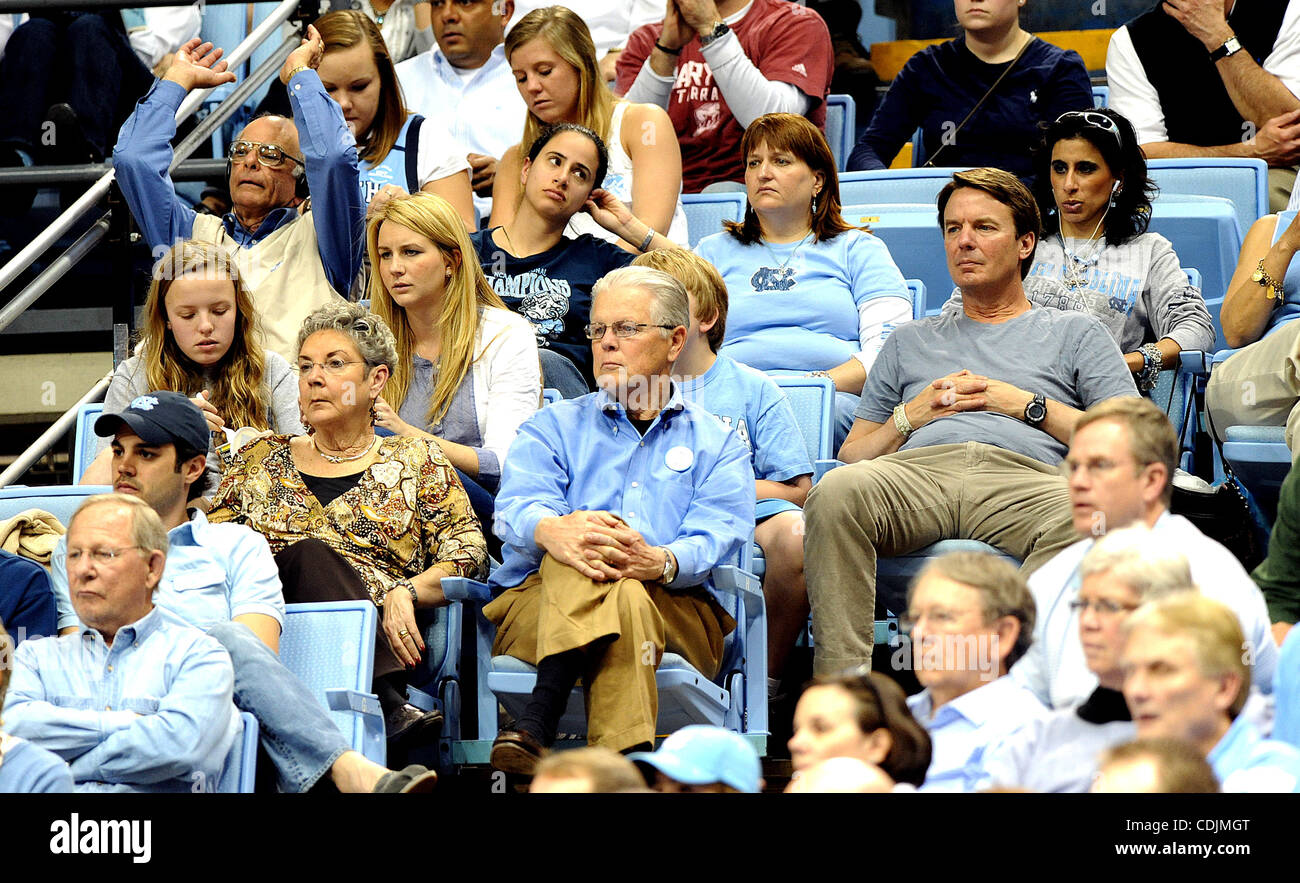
[130,395,161,411]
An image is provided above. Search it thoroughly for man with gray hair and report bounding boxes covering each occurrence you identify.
[486,266,755,774]
[983,526,1194,792]
[902,551,1045,792]
[1012,397,1277,710]
[3,494,240,792]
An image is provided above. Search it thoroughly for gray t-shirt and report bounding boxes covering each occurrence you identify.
[857,304,1139,466]
[397,354,496,483]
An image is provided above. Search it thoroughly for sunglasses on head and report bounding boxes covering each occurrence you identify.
[1054,111,1123,149]
[227,140,304,169]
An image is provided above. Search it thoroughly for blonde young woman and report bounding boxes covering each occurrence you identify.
[490,5,688,247]
[368,191,541,523]
[314,9,475,228]
[81,239,302,488]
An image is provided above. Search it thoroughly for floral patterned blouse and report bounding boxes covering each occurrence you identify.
[207,434,487,605]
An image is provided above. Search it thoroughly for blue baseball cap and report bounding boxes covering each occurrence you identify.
[627,726,761,793]
[94,390,211,454]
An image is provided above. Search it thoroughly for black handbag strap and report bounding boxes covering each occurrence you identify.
[923,35,1036,168]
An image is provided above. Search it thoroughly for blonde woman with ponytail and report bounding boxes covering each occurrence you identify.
[81,240,302,488]
[369,191,540,519]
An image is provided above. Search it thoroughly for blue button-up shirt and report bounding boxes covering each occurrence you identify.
[3,607,239,793]
[907,675,1047,792]
[1209,712,1300,792]
[112,71,363,294]
[491,386,755,599]
[50,510,285,633]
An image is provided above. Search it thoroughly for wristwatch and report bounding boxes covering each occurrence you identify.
[658,547,678,585]
[699,21,730,47]
[1023,394,1047,427]
[1209,35,1242,62]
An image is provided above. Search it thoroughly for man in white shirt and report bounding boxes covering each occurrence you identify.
[396,0,526,220]
[1012,397,1279,710]
[1107,0,1300,210]
[901,551,1045,793]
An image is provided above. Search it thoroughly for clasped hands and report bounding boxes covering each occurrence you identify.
[535,511,666,583]
[903,369,1031,431]
[659,0,724,51]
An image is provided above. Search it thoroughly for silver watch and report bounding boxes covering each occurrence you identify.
[699,21,730,47]
[659,547,678,584]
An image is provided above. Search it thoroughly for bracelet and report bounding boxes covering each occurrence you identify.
[284,64,312,81]
[654,41,681,55]
[639,226,655,252]
[892,402,914,439]
[1136,343,1162,393]
[1251,259,1282,303]
[806,370,832,380]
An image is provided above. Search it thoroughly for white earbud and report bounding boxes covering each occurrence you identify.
[491,0,504,14]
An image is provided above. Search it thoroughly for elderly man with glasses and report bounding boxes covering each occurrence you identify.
[485,266,754,775]
[113,26,360,363]
[1012,397,1278,711]
[3,494,240,792]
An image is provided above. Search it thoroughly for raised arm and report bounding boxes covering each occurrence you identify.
[113,39,235,249]
[281,26,365,295]
[1222,213,1298,348]
[624,103,684,237]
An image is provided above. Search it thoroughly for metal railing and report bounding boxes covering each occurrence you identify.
[0,0,308,487]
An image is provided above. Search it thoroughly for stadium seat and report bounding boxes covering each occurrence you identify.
[906,278,928,320]
[840,168,958,208]
[0,485,111,526]
[445,552,768,763]
[772,376,835,482]
[72,402,104,483]
[1147,158,1268,249]
[842,202,950,316]
[1211,342,1294,514]
[1092,84,1109,108]
[1147,196,1240,347]
[681,192,746,247]
[402,592,472,770]
[542,388,561,405]
[280,601,386,765]
[825,94,857,172]
[218,712,260,793]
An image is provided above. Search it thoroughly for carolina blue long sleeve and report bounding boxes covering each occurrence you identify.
[112,71,363,293]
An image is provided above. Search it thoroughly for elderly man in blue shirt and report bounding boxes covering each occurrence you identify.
[4,493,239,792]
[901,551,1045,792]
[487,266,755,774]
[49,391,436,793]
[1122,593,1300,792]
[112,27,360,363]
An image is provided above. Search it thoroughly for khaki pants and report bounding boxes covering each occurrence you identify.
[483,555,734,752]
[1205,320,1300,451]
[1270,167,1298,214]
[803,442,1078,675]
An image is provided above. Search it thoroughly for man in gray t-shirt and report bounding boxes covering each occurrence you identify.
[804,168,1139,676]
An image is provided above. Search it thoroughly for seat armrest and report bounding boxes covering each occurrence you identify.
[710,565,764,619]
[814,459,844,484]
[326,688,383,718]
[441,576,492,603]
[1178,350,1213,376]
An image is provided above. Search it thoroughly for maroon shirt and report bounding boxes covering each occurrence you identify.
[616,0,833,193]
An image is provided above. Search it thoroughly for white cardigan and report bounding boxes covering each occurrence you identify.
[463,306,542,475]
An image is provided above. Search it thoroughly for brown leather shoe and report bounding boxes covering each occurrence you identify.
[490,728,545,775]
[372,764,439,794]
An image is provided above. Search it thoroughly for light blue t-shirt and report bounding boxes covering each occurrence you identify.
[694,228,910,372]
[676,354,813,485]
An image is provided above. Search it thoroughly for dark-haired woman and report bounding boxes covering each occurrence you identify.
[471,122,678,394]
[694,113,911,444]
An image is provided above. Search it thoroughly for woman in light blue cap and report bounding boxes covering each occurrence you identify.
[628,725,762,793]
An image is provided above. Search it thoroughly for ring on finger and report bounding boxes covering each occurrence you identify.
[398,629,409,638]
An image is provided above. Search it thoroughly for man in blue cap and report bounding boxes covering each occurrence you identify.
[50,391,436,793]
[628,725,762,793]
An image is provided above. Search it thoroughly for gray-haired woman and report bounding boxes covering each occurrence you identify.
[208,302,488,752]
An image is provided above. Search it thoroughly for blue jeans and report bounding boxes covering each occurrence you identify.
[207,620,352,793]
[538,348,591,399]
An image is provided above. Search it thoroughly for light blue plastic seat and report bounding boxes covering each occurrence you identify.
[72,402,104,483]
[825,94,856,172]
[1092,85,1109,108]
[1148,196,1241,347]
[842,202,950,316]
[280,601,385,765]
[0,485,112,526]
[839,168,960,208]
[218,712,260,793]
[681,192,746,247]
[1147,158,1268,254]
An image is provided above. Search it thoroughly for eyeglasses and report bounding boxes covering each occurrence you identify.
[228,140,304,170]
[899,608,968,633]
[67,546,143,564]
[1068,598,1140,617]
[296,358,365,376]
[1054,111,1123,148]
[1058,458,1144,479]
[583,321,677,341]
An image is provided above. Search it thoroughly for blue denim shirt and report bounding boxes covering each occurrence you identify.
[3,607,239,793]
[491,386,755,598]
[50,510,285,633]
[112,72,363,294]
